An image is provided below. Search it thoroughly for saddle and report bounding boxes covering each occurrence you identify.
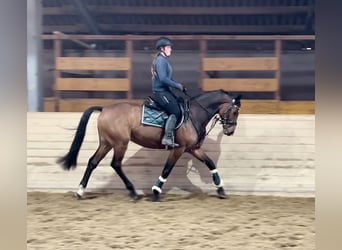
[141,96,190,129]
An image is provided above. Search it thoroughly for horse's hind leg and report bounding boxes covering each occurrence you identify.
[77,143,112,198]
[111,145,138,201]
[188,148,226,199]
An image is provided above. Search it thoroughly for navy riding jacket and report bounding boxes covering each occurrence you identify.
[152,54,182,93]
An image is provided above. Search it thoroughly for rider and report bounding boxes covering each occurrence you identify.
[151,37,186,148]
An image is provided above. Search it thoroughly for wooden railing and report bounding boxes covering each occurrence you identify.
[202,57,279,96]
[27,112,315,196]
[54,56,132,111]
[56,57,131,90]
[42,34,315,113]
[49,32,133,111]
[200,39,282,100]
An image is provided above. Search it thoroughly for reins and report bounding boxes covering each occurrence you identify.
[206,114,220,136]
[182,91,228,137]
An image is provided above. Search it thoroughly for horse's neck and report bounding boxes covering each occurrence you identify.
[190,101,217,140]
[189,94,227,139]
[192,93,228,120]
[195,105,219,126]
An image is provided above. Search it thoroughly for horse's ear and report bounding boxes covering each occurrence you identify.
[234,94,242,102]
[233,94,242,106]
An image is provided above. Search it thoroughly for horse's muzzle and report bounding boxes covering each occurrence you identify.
[223,123,236,136]
[223,129,235,136]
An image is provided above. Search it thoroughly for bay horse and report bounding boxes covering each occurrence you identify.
[57,90,241,202]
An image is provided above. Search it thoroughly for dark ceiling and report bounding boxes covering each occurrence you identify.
[42,0,315,36]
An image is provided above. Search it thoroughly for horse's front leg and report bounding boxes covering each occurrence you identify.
[152,148,184,202]
[188,148,226,199]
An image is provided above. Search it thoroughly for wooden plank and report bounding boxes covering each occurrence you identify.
[202,78,278,92]
[27,141,314,154]
[28,157,315,170]
[43,98,314,114]
[43,98,143,112]
[202,57,279,71]
[240,100,279,114]
[42,34,315,41]
[27,134,315,146]
[27,169,315,185]
[56,57,131,70]
[43,6,310,15]
[27,113,315,196]
[58,98,143,112]
[56,78,130,91]
[241,100,315,114]
[27,148,314,162]
[279,101,315,114]
[43,98,56,112]
[44,24,307,35]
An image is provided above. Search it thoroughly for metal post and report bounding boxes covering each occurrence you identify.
[275,39,282,101]
[126,39,133,99]
[54,38,62,112]
[199,40,207,91]
[27,0,43,111]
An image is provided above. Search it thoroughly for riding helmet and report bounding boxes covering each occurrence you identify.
[155,37,173,50]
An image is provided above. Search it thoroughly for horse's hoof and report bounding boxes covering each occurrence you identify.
[75,185,85,199]
[74,192,83,200]
[129,191,138,202]
[217,187,227,199]
[152,190,161,202]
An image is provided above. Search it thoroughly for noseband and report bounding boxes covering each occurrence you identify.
[204,103,239,136]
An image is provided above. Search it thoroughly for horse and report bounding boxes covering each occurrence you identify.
[57,90,241,202]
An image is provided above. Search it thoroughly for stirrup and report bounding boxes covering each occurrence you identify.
[163,143,179,149]
[161,138,179,148]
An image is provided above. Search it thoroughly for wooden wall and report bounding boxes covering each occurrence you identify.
[41,35,314,112]
[43,98,315,114]
[27,112,315,197]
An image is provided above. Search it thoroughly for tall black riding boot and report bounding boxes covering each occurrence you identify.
[162,114,179,148]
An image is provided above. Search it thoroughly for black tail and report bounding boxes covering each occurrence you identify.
[57,106,103,170]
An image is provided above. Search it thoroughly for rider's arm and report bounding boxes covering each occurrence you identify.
[155,57,183,90]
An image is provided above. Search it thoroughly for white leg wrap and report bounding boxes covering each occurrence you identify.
[158,176,167,183]
[77,185,85,197]
[152,185,162,194]
[210,169,224,188]
[214,180,224,188]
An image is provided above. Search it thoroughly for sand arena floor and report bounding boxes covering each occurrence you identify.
[27,192,314,250]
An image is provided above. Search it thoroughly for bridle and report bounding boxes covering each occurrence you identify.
[220,104,239,128]
[205,101,240,136]
[185,91,241,137]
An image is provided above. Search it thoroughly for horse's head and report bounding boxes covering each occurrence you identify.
[218,94,241,136]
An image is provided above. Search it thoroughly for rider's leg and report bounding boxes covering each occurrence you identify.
[152,91,181,148]
[162,114,179,147]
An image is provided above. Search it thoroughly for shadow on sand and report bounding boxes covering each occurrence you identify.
[89,131,225,199]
